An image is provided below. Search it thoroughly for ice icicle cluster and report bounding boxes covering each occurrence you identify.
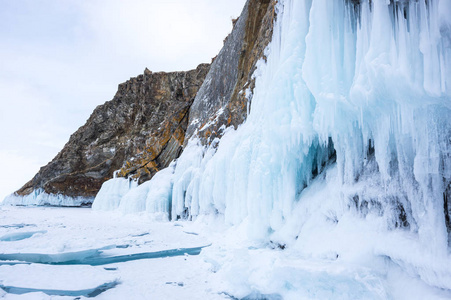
[173,0,450,228]
[91,0,451,289]
[93,163,175,221]
[92,178,138,211]
[167,0,451,288]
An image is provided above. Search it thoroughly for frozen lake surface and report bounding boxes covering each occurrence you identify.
[0,207,223,299]
[0,206,450,299]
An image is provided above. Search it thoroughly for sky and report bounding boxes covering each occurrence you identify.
[0,0,246,201]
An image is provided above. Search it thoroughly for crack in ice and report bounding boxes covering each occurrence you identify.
[0,244,210,266]
[0,280,119,298]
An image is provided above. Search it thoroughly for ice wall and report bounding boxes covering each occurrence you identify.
[92,163,175,220]
[91,0,451,289]
[174,0,450,224]
[168,0,451,289]
[2,189,93,207]
[92,178,138,211]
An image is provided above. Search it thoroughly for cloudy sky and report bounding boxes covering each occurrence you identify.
[0,0,246,201]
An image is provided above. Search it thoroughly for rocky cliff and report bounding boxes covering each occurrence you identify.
[6,0,276,206]
[13,64,209,202]
[186,0,276,145]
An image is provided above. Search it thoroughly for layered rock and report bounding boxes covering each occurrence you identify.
[186,0,276,145]
[12,64,210,203]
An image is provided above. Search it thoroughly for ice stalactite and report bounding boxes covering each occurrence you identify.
[167,0,451,288]
[172,0,449,231]
[92,0,451,289]
[92,178,138,211]
[92,162,175,221]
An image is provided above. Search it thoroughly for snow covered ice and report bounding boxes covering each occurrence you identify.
[1,206,451,299]
[3,0,451,298]
[2,188,93,207]
[0,207,219,299]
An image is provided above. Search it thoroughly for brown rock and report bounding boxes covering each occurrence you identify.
[16,64,210,199]
[185,0,277,145]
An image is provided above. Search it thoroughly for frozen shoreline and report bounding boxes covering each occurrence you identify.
[1,206,450,300]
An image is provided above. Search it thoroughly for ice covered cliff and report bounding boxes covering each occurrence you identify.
[93,0,277,211]
[94,0,451,290]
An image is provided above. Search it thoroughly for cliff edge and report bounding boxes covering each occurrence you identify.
[7,64,209,205]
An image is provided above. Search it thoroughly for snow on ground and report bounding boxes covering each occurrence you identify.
[1,207,450,300]
[0,207,219,300]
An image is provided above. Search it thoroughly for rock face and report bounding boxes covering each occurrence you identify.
[186,0,276,145]
[15,64,210,199]
[9,0,277,205]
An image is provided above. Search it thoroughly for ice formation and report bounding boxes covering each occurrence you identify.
[92,178,138,211]
[2,189,93,207]
[92,0,451,290]
[93,162,175,220]
[171,0,451,233]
